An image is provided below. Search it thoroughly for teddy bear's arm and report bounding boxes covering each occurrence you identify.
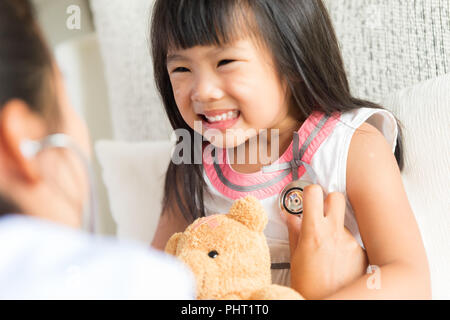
[249,285,304,300]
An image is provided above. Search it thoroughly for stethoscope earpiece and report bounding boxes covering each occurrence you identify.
[20,140,42,159]
[279,180,312,216]
[18,134,97,233]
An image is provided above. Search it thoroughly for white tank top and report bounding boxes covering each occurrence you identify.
[202,107,398,287]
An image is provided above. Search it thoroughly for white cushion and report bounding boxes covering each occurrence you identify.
[95,140,173,244]
[381,73,450,300]
[96,74,450,299]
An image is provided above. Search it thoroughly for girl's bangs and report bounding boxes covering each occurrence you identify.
[163,0,259,52]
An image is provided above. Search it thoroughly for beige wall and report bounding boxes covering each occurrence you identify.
[32,0,94,48]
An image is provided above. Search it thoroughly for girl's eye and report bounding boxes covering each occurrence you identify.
[217,59,235,67]
[172,67,190,73]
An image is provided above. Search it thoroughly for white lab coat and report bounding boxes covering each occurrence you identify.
[0,214,196,299]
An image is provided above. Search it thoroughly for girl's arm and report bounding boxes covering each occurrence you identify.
[150,206,189,251]
[151,179,190,250]
[326,122,431,299]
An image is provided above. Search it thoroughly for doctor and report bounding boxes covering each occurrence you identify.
[0,0,195,299]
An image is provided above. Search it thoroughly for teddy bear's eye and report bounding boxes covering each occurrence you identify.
[208,250,219,259]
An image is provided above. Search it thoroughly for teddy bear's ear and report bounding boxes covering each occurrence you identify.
[164,232,183,256]
[228,196,268,232]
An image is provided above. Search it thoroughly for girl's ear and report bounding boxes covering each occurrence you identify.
[228,196,268,232]
[0,99,47,183]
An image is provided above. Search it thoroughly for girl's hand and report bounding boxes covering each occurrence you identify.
[285,185,368,299]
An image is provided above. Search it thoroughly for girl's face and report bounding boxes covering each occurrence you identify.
[167,38,297,149]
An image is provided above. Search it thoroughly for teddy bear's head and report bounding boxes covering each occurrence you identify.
[165,196,272,299]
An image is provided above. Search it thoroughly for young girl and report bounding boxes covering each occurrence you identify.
[150,0,430,299]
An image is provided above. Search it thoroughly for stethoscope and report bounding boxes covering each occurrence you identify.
[19,134,97,233]
[261,132,320,218]
[279,179,312,216]
[210,129,322,218]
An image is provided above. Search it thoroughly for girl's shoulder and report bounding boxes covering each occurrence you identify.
[311,107,399,193]
[331,107,398,152]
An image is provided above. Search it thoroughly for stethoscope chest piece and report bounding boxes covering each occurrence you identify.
[279,180,312,216]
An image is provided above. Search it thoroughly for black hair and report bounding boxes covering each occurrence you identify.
[151,0,404,223]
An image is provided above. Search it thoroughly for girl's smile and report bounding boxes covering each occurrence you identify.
[199,109,241,131]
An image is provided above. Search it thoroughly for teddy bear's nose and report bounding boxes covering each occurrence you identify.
[208,250,219,258]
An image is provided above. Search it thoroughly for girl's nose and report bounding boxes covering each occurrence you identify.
[190,77,224,103]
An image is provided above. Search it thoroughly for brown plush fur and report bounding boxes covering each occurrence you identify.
[165,196,303,300]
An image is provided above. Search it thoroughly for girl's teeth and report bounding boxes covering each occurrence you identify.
[206,111,239,123]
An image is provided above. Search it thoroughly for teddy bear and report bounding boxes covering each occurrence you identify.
[165,195,303,300]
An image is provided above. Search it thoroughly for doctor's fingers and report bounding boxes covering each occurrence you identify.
[301,185,325,236]
[323,192,346,228]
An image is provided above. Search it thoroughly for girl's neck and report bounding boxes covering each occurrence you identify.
[230,117,303,174]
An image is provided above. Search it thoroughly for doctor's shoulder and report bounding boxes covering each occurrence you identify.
[0,214,196,299]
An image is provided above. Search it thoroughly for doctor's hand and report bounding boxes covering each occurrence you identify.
[284,185,368,299]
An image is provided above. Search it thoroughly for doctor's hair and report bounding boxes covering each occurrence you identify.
[0,0,60,215]
[0,0,60,129]
[150,0,404,223]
